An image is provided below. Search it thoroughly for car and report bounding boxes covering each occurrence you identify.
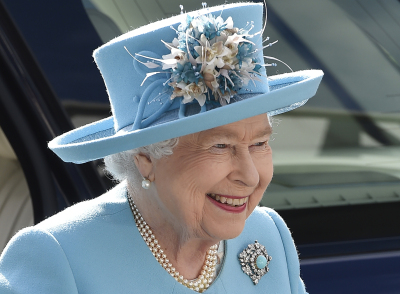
[0,0,399,292]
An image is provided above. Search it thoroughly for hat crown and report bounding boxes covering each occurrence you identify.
[93,3,268,132]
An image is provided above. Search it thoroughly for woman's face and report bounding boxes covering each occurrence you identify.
[151,114,273,241]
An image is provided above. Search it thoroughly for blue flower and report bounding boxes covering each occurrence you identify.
[193,14,227,40]
[230,72,244,91]
[177,32,200,59]
[217,71,243,93]
[252,58,262,73]
[178,14,193,33]
[237,42,255,67]
[172,62,203,84]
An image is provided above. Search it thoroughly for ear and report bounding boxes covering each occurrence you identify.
[134,153,155,182]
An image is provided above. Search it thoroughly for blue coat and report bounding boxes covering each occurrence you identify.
[0,183,308,293]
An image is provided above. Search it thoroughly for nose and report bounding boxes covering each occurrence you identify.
[229,147,259,187]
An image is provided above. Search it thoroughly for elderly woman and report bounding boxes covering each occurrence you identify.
[0,3,323,293]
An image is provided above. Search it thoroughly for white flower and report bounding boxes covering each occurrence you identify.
[223,27,239,36]
[162,48,186,70]
[213,34,228,45]
[169,81,188,100]
[236,59,256,72]
[235,60,262,86]
[195,35,229,68]
[220,42,239,69]
[225,34,253,46]
[215,88,233,106]
[202,64,220,91]
[183,82,207,106]
[225,42,239,59]
[171,38,179,47]
[223,16,234,30]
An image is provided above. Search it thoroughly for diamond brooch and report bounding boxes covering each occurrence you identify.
[238,240,272,285]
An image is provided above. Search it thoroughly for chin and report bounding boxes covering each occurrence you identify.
[210,221,246,241]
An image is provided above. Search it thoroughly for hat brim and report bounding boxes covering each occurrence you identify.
[49,70,323,163]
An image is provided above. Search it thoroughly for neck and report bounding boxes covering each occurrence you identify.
[128,184,219,279]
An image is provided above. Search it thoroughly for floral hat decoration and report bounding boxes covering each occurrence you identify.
[49,2,323,164]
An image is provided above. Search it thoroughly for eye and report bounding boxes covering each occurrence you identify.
[209,143,230,154]
[253,141,267,147]
[213,143,228,149]
[250,141,269,150]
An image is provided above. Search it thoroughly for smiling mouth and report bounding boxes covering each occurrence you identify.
[206,193,249,207]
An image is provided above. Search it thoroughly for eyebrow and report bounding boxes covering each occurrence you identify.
[203,125,273,141]
[255,126,273,138]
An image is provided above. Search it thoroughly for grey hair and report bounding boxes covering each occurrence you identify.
[104,138,179,184]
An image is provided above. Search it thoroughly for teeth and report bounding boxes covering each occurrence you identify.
[207,193,249,207]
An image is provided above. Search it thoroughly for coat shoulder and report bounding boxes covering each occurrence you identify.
[36,182,129,234]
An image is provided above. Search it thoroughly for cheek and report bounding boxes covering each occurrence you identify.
[260,158,274,188]
[254,147,273,180]
[248,154,273,208]
[174,153,231,190]
[155,157,218,212]
[154,174,205,229]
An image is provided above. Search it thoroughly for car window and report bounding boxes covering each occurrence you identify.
[262,0,400,211]
[0,128,33,254]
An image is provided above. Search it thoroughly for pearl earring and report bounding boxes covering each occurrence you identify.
[141,178,151,189]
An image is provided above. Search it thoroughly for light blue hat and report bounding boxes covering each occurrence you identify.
[49,2,323,164]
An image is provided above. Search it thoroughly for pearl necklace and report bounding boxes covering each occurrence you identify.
[127,194,218,293]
